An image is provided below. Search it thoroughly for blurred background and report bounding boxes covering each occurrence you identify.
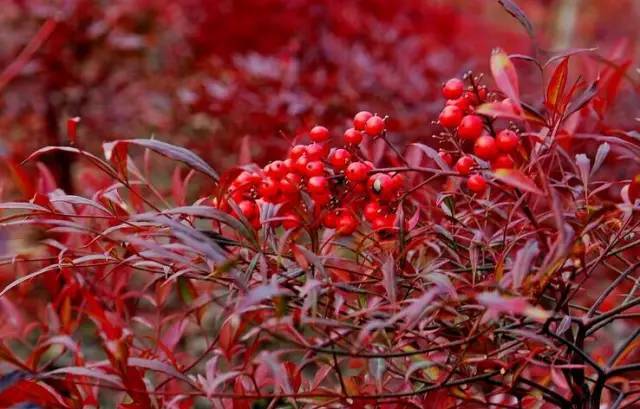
[0,0,638,198]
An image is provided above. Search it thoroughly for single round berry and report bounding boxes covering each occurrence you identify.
[439,150,454,167]
[343,128,363,145]
[259,177,279,200]
[329,148,351,170]
[496,129,519,153]
[390,173,405,191]
[294,155,309,174]
[235,171,260,187]
[457,115,484,141]
[237,200,259,220]
[442,78,464,100]
[439,105,463,128]
[346,162,370,182]
[492,154,515,170]
[336,212,358,235]
[307,176,329,194]
[353,111,373,131]
[305,161,325,177]
[368,173,394,199]
[322,211,338,228]
[282,211,302,230]
[474,135,498,160]
[265,160,287,179]
[364,201,382,222]
[280,173,301,194]
[372,213,396,231]
[455,156,475,176]
[289,145,306,160]
[310,125,330,142]
[365,115,385,137]
[467,174,487,194]
[306,143,327,160]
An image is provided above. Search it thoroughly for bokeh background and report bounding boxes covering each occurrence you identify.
[0,0,638,195]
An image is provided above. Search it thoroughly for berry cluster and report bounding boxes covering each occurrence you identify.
[217,112,405,235]
[437,75,521,194]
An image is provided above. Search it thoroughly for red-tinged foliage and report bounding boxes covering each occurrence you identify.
[2,1,640,408]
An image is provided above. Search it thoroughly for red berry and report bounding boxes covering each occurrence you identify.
[467,174,487,194]
[259,177,279,200]
[492,154,515,170]
[457,115,484,141]
[236,171,260,187]
[353,111,373,131]
[446,97,470,112]
[282,158,294,172]
[369,173,395,200]
[305,160,325,177]
[364,201,382,222]
[310,125,330,142]
[237,200,258,219]
[282,211,302,230]
[372,213,396,231]
[343,128,363,145]
[289,144,306,160]
[365,115,385,136]
[307,176,329,194]
[280,173,301,194]
[306,143,327,160]
[474,135,498,160]
[346,162,370,182]
[294,155,309,173]
[496,129,519,153]
[390,173,405,191]
[265,160,287,179]
[463,90,479,106]
[455,156,475,176]
[329,148,351,170]
[439,106,463,128]
[336,212,358,235]
[322,211,338,228]
[442,78,464,100]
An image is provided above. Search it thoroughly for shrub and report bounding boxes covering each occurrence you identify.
[1,42,640,409]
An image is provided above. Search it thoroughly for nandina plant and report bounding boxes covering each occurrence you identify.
[1,46,640,409]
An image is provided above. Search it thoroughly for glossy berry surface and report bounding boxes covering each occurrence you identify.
[467,173,487,194]
[309,125,330,142]
[442,78,464,99]
[346,162,370,182]
[496,129,519,153]
[455,155,475,175]
[364,115,385,136]
[457,115,484,141]
[473,135,498,160]
[439,105,463,128]
[343,128,363,145]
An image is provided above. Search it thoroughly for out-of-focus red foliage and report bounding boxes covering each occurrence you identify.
[0,0,534,196]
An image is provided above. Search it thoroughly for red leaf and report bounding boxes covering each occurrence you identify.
[490,48,521,112]
[546,58,569,113]
[493,168,543,195]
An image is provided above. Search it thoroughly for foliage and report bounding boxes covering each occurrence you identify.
[1,1,640,408]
